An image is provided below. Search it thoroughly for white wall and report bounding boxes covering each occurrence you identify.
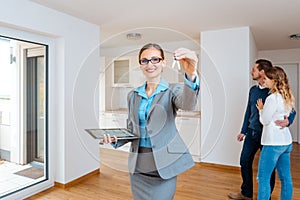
[249,29,258,85]
[258,48,300,65]
[0,0,100,198]
[200,27,256,166]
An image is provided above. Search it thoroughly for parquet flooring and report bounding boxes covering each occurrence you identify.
[27,143,300,200]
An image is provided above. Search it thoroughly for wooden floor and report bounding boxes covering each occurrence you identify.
[28,143,300,200]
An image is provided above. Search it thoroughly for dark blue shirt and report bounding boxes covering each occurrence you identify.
[241,85,296,135]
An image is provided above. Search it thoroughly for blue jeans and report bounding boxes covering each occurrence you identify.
[240,129,275,198]
[257,144,293,200]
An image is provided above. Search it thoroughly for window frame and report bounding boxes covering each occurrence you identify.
[0,26,54,200]
[112,57,131,87]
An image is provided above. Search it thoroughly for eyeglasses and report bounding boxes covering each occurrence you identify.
[139,57,163,65]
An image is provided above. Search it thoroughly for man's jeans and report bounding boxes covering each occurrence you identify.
[240,129,275,198]
[257,144,293,200]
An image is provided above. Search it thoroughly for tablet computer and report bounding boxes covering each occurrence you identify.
[85,128,138,140]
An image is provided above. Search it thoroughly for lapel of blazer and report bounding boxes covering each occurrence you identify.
[147,91,166,119]
[133,92,141,128]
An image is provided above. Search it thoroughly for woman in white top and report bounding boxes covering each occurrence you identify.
[256,66,295,200]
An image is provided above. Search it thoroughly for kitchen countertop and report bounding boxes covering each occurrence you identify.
[103,109,200,118]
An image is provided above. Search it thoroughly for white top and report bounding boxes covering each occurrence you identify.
[259,93,292,145]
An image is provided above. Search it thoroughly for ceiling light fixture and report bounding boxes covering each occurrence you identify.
[289,33,300,40]
[126,33,142,40]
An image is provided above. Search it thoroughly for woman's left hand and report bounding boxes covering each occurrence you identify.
[174,48,198,81]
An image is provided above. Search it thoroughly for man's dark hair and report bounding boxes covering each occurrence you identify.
[255,59,273,72]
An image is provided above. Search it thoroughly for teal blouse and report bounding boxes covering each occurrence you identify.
[134,75,199,147]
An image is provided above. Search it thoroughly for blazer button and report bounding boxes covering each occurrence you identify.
[152,145,156,149]
[148,130,152,134]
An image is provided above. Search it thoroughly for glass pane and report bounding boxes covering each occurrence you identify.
[37,56,45,162]
[114,60,129,84]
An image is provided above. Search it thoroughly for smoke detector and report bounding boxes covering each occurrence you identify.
[289,33,300,40]
[126,33,142,40]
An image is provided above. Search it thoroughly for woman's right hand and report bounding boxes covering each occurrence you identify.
[256,98,264,111]
[99,134,118,144]
[174,48,198,80]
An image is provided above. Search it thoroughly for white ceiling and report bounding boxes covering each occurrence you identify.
[30,0,300,50]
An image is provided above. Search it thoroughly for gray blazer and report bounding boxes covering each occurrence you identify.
[116,80,199,180]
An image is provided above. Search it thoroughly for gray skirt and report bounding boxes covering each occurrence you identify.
[129,147,177,200]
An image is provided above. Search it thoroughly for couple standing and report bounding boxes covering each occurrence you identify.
[228,59,296,200]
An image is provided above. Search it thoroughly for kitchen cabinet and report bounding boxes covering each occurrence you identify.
[175,117,201,162]
[99,112,130,152]
[99,112,127,128]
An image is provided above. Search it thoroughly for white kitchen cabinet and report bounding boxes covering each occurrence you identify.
[175,117,201,162]
[99,112,130,152]
[99,112,127,128]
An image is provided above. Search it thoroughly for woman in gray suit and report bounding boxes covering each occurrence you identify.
[102,43,199,200]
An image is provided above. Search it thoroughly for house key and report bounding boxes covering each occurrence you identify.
[171,58,181,71]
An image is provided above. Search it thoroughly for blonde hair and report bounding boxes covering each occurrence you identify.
[265,66,295,111]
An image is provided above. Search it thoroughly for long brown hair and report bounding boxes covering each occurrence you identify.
[265,66,295,111]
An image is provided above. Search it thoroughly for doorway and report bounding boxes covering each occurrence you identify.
[26,49,45,164]
[0,35,48,198]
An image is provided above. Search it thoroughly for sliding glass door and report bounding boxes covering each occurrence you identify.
[0,35,48,198]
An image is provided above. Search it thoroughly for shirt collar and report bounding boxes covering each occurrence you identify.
[257,84,266,90]
[135,78,169,98]
[257,83,266,89]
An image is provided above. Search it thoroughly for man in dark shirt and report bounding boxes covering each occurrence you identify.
[228,59,296,200]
